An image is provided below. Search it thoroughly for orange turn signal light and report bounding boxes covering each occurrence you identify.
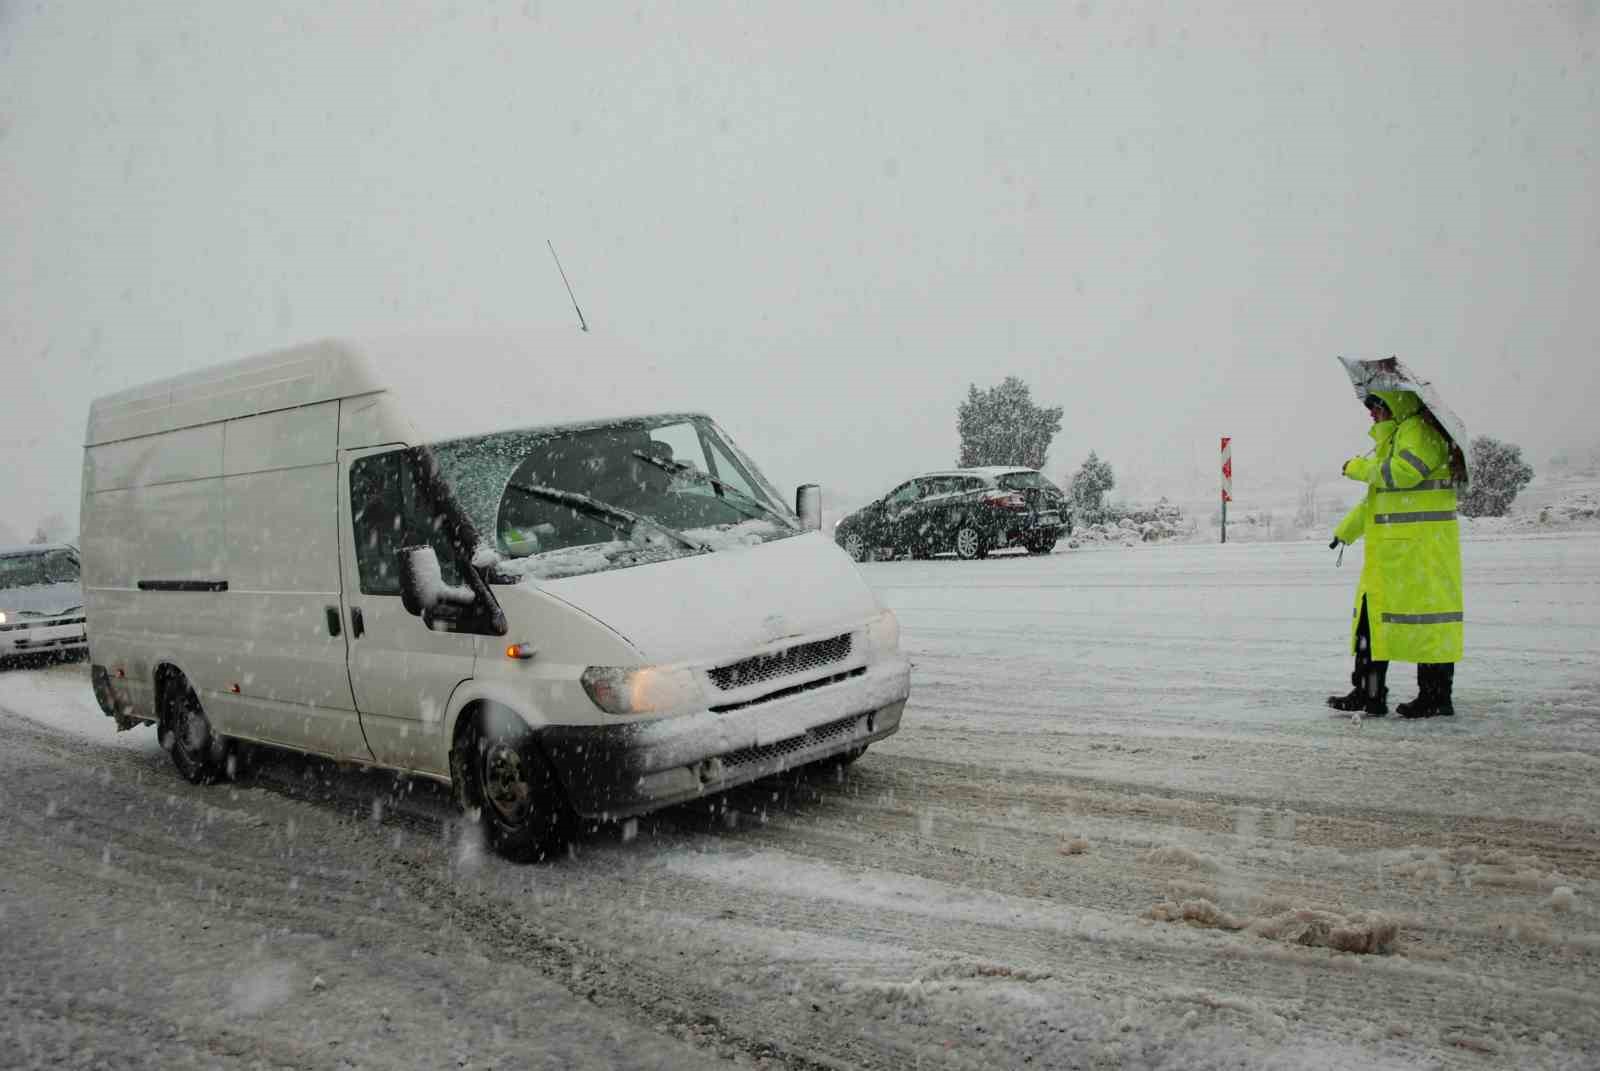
[505,643,536,660]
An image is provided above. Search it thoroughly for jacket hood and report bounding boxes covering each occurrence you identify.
[1371,390,1422,421]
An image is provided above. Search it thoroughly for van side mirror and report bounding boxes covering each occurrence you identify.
[795,484,822,531]
[398,545,476,618]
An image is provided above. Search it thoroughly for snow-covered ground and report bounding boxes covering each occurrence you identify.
[2,527,1597,1068]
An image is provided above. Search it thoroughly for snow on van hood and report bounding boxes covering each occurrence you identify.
[0,581,83,617]
[533,531,880,664]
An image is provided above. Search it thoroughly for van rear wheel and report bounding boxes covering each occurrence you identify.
[460,712,572,862]
[162,679,228,785]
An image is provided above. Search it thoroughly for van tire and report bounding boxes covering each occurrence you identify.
[161,677,228,785]
[458,710,572,863]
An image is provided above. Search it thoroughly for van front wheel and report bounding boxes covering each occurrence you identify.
[459,712,572,863]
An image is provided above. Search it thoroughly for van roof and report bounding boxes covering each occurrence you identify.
[84,330,709,447]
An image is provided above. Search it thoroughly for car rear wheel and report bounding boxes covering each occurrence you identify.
[1027,535,1058,555]
[954,524,988,560]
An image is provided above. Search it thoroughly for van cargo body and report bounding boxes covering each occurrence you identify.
[80,333,910,858]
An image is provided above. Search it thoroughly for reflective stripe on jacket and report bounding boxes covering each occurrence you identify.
[1333,389,1464,663]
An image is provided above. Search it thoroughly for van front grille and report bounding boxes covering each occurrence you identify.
[720,712,866,770]
[707,633,852,692]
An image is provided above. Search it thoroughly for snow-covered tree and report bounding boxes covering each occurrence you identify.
[1459,436,1534,518]
[1067,451,1116,524]
[956,377,1062,470]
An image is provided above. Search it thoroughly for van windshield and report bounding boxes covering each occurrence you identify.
[429,415,801,581]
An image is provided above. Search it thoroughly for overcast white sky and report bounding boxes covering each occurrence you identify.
[3,1,1597,540]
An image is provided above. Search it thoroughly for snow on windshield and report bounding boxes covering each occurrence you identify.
[431,416,798,581]
[486,519,784,581]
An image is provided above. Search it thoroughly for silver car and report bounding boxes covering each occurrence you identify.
[0,543,87,665]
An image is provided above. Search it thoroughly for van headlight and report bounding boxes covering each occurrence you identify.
[580,665,703,715]
[866,609,900,653]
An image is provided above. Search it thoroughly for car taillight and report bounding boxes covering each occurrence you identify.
[980,490,1028,510]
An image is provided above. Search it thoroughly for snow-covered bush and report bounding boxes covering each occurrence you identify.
[1068,498,1194,546]
[1536,491,1600,526]
[1460,436,1534,518]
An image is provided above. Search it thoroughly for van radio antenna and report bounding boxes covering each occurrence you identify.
[547,240,589,332]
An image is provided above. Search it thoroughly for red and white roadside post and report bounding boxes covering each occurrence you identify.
[1220,436,1233,544]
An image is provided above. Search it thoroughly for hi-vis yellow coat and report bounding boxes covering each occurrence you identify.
[1334,390,1464,664]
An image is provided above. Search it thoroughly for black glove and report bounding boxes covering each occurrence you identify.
[1328,537,1340,550]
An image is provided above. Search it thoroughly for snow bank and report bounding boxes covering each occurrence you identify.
[1067,499,1197,547]
[0,663,158,753]
[1140,844,1221,872]
[1144,899,1399,955]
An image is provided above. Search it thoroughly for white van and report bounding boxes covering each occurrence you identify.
[80,332,910,860]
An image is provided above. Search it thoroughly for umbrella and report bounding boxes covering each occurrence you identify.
[1337,355,1472,484]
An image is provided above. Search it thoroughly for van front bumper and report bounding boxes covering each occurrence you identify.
[539,657,911,820]
[0,620,88,659]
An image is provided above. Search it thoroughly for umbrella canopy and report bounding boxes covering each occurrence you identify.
[1337,356,1472,484]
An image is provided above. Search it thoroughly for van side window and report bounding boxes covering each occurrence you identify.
[400,459,464,589]
[350,452,462,596]
[351,453,406,595]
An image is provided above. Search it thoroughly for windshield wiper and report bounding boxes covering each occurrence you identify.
[504,482,709,553]
[629,451,795,528]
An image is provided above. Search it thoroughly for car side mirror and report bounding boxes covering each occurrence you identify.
[398,545,476,618]
[795,484,822,531]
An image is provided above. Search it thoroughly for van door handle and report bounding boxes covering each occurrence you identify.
[325,606,342,637]
[351,606,365,638]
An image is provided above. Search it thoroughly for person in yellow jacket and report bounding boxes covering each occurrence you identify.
[1326,389,1463,718]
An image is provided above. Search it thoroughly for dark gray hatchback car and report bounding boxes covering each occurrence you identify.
[834,467,1068,561]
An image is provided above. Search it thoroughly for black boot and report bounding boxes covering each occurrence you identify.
[1328,661,1387,716]
[1398,664,1455,719]
[1328,610,1389,715]
[1326,687,1366,711]
[1328,662,1362,710]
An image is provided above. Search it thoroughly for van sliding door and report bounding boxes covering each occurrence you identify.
[214,401,367,758]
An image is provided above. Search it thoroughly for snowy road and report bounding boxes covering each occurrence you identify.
[2,532,1598,1069]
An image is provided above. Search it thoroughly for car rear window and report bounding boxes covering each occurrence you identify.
[998,471,1060,493]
